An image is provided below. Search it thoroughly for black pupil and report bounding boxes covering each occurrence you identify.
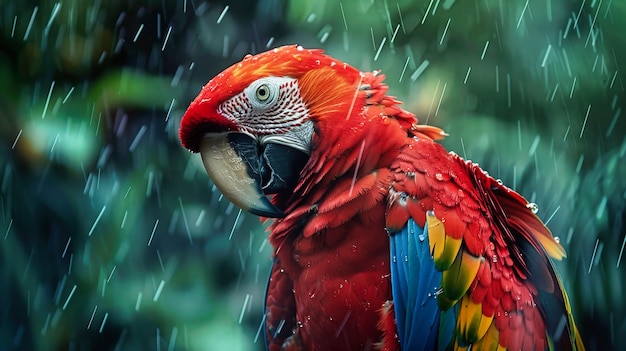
[259,88,267,97]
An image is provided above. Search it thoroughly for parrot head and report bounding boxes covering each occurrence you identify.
[180,45,373,217]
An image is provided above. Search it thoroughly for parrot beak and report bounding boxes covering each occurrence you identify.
[199,133,308,218]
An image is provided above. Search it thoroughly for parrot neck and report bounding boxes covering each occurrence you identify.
[268,73,415,241]
[295,71,444,199]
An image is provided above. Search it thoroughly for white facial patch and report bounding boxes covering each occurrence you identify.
[218,76,314,154]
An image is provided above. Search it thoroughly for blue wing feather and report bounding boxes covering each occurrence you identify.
[389,219,455,350]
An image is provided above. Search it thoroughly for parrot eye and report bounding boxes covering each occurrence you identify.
[256,84,270,101]
[245,78,281,110]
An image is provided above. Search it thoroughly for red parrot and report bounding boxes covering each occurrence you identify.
[179,45,584,351]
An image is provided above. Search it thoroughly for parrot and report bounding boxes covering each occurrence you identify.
[179,45,585,351]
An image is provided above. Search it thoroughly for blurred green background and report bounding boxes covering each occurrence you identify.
[0,0,623,350]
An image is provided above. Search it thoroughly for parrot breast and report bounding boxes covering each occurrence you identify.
[272,206,392,350]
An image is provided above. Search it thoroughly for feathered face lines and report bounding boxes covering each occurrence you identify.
[218,77,310,137]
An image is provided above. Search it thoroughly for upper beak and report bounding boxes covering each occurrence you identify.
[199,132,308,218]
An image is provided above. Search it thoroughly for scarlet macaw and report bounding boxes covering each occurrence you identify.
[179,45,584,351]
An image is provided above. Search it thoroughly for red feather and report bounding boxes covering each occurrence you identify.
[388,132,582,350]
